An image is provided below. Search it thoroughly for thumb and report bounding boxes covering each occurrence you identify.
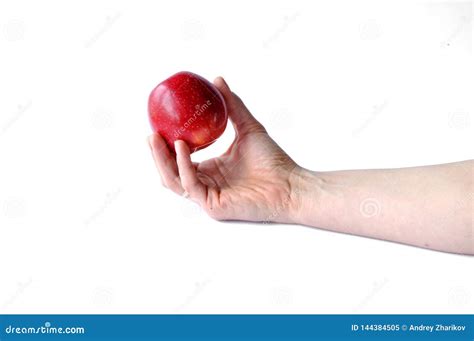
[213,76,265,135]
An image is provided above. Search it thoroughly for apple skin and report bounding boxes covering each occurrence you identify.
[148,71,228,153]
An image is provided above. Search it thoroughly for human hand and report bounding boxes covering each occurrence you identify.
[148,77,304,223]
[148,77,473,254]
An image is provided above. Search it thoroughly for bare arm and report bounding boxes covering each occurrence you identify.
[148,76,473,255]
[291,161,473,254]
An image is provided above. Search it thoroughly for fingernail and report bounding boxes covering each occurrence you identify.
[220,77,229,90]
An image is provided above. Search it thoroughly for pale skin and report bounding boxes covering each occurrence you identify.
[148,77,474,255]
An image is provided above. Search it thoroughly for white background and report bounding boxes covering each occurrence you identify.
[0,0,472,313]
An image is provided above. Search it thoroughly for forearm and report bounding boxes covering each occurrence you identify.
[291,161,473,254]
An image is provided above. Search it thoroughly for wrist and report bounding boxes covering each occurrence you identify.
[286,167,325,225]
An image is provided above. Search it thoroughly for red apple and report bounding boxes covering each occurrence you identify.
[148,71,228,153]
